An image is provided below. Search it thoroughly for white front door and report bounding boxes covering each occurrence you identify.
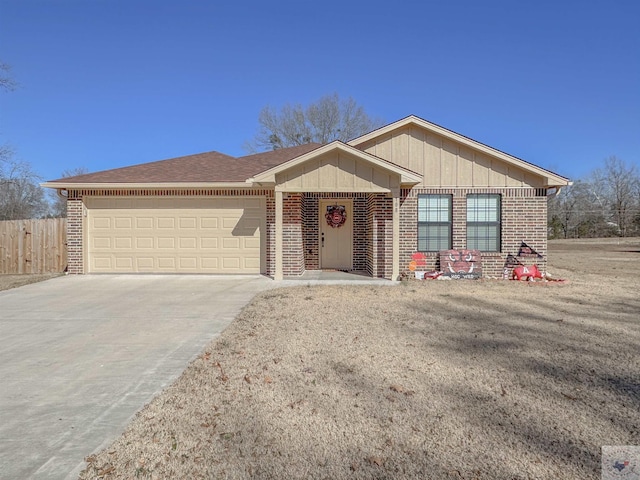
[319,199,353,270]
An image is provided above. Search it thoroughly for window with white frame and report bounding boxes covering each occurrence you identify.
[466,194,501,251]
[417,194,452,252]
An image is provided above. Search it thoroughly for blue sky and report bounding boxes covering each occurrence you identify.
[1,0,638,182]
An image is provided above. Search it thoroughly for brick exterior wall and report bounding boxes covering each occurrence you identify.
[399,187,548,279]
[65,186,548,281]
[299,193,368,274]
[282,193,305,276]
[367,193,393,279]
[353,196,367,271]
[302,195,319,270]
[266,194,275,277]
[66,197,84,274]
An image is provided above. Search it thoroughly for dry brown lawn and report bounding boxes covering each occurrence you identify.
[0,273,62,292]
[80,239,639,480]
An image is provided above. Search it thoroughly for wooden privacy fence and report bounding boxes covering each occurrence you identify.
[0,218,67,274]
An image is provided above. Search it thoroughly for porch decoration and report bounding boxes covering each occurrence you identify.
[439,249,482,279]
[325,205,347,228]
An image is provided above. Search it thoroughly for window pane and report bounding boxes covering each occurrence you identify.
[417,224,427,251]
[417,198,427,222]
[418,195,450,222]
[417,195,451,252]
[467,194,500,252]
[467,225,500,251]
[467,194,499,222]
[419,224,450,252]
[431,225,451,251]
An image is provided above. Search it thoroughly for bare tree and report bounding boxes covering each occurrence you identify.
[597,156,638,237]
[548,181,612,238]
[634,177,640,233]
[247,93,384,151]
[0,61,43,220]
[549,156,640,239]
[0,158,49,220]
[48,167,89,217]
[0,62,17,91]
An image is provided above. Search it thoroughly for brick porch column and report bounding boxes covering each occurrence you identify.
[392,189,400,281]
[275,190,283,281]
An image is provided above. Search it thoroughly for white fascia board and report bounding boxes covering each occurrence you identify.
[40,182,253,190]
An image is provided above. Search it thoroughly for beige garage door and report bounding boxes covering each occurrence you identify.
[86,197,265,273]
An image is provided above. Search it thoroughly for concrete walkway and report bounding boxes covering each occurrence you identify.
[0,275,273,480]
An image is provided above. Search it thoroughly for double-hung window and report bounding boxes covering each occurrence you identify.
[467,194,501,251]
[417,194,452,252]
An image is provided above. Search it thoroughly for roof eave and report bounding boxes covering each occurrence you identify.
[40,181,255,190]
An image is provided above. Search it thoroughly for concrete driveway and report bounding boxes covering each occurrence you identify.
[0,274,273,480]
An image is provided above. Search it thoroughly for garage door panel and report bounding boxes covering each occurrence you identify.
[180,237,197,249]
[93,257,112,269]
[93,237,111,249]
[244,257,260,269]
[244,237,260,249]
[201,257,219,269]
[200,218,218,229]
[222,257,240,270]
[222,217,239,229]
[157,237,175,249]
[136,217,153,229]
[158,257,176,269]
[136,237,154,249]
[115,257,133,269]
[180,217,197,229]
[201,237,218,249]
[113,237,131,249]
[136,258,154,269]
[222,237,240,249]
[115,217,132,229]
[93,218,111,229]
[157,218,175,229]
[87,197,264,273]
[179,258,197,269]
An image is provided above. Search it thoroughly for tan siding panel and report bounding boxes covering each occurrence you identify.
[424,134,442,186]
[393,130,410,169]
[489,160,508,186]
[372,168,389,190]
[319,157,337,190]
[375,134,392,160]
[457,147,474,186]
[353,125,549,189]
[408,127,425,174]
[276,154,396,192]
[506,166,524,187]
[441,140,458,186]
[473,153,492,186]
[338,155,356,189]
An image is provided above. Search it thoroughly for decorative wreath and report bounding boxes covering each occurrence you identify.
[325,205,347,228]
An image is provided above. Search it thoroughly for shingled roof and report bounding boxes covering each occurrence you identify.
[45,143,322,185]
